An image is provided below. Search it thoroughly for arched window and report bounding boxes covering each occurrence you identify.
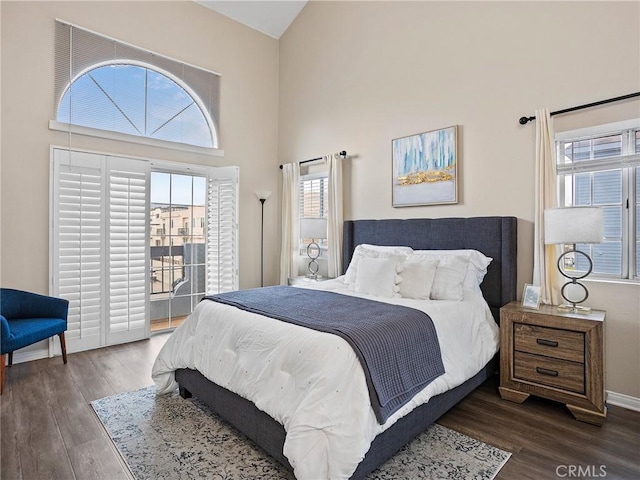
[57,63,215,148]
[54,21,221,150]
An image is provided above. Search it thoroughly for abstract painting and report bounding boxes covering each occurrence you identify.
[392,125,458,207]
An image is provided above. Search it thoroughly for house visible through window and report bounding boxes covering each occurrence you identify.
[556,120,639,281]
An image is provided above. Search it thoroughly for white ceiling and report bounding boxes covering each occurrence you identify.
[196,1,307,39]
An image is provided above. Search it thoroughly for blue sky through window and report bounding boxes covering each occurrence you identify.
[58,64,213,148]
[151,172,206,206]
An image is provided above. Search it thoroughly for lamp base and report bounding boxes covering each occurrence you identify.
[557,248,593,315]
[556,304,592,314]
[306,241,321,279]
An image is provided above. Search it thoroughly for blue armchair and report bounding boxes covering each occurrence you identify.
[0,288,69,394]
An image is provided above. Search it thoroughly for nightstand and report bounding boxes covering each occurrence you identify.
[499,301,606,425]
[287,276,334,286]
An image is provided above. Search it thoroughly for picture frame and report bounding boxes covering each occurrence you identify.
[522,284,541,310]
[392,125,458,207]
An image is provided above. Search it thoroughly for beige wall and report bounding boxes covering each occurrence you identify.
[1,1,281,293]
[279,1,640,398]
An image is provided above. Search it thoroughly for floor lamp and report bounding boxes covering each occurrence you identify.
[255,191,271,287]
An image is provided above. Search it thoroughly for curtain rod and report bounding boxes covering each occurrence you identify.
[518,92,640,125]
[279,150,347,170]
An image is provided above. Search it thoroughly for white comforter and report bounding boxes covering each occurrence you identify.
[152,278,499,479]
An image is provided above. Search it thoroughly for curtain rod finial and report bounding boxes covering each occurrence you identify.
[519,116,533,125]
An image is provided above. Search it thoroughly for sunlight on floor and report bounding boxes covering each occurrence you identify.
[150,315,189,333]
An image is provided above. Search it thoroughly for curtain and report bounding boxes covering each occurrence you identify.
[279,162,300,285]
[327,153,344,278]
[532,108,562,305]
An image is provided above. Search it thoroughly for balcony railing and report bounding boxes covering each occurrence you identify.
[178,227,189,236]
[155,228,166,236]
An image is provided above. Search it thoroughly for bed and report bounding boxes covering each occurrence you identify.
[152,216,517,479]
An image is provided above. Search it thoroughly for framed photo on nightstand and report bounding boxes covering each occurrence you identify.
[522,284,541,309]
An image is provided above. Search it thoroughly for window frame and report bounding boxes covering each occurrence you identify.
[555,119,640,282]
[298,171,329,258]
[49,120,224,157]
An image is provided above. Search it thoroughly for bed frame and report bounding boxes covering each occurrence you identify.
[176,216,517,479]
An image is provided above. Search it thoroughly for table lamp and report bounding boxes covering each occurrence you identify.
[300,218,327,279]
[544,207,603,313]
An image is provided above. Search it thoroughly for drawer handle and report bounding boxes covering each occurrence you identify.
[536,367,559,377]
[536,338,558,347]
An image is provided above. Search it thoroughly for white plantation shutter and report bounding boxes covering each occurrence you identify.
[52,148,237,352]
[51,150,104,352]
[299,174,328,218]
[52,149,150,352]
[107,158,149,344]
[206,167,239,294]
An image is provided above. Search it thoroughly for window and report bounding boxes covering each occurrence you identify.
[57,64,214,148]
[299,173,328,256]
[556,120,640,281]
[54,21,220,150]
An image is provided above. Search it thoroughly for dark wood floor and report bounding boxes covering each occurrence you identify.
[2,333,639,479]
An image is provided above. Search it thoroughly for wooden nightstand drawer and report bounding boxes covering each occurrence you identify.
[514,351,585,394]
[514,324,585,363]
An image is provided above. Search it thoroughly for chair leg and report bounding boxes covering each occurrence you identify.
[8,352,12,367]
[59,332,67,364]
[1,354,5,395]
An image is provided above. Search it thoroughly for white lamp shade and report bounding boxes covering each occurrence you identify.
[255,190,272,200]
[544,207,604,245]
[300,218,327,239]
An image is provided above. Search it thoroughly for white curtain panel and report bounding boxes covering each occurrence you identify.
[532,108,562,305]
[327,153,344,278]
[279,162,300,285]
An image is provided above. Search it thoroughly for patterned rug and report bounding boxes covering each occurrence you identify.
[91,386,511,479]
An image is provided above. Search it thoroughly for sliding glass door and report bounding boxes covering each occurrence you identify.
[149,172,207,332]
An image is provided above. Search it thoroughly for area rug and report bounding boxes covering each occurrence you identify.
[91,386,511,479]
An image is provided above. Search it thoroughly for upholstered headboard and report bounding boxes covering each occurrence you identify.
[343,217,517,322]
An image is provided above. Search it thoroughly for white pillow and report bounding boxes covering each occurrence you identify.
[414,249,492,290]
[430,256,469,301]
[344,244,413,286]
[398,256,439,300]
[354,256,402,298]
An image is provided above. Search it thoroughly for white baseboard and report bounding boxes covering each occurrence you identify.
[10,347,50,364]
[6,338,65,365]
[607,390,640,412]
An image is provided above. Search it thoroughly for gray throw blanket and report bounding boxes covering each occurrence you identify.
[205,286,445,423]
